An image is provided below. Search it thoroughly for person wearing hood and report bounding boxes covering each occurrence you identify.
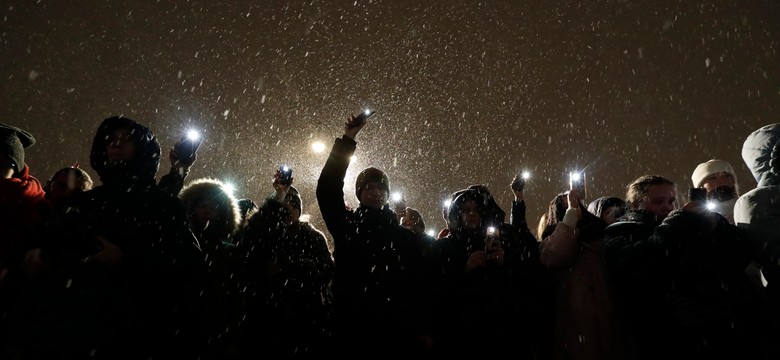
[429,184,544,358]
[735,123,780,355]
[587,196,626,226]
[316,113,430,356]
[35,116,208,359]
[178,177,244,357]
[691,159,739,224]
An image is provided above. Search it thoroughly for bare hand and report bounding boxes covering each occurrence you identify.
[343,114,368,140]
[272,169,292,201]
[511,175,525,201]
[465,250,488,273]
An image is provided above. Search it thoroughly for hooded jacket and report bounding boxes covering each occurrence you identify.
[430,186,544,358]
[735,123,780,285]
[72,116,206,358]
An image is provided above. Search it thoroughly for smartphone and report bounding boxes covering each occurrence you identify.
[569,171,586,199]
[688,187,707,203]
[279,165,293,185]
[174,133,203,160]
[352,109,376,126]
[485,226,500,257]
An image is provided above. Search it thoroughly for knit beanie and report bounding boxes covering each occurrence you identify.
[285,186,303,212]
[0,123,36,175]
[691,159,736,188]
[355,166,390,201]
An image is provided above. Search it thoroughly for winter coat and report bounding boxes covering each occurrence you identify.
[429,187,543,358]
[539,207,623,360]
[647,208,771,358]
[316,136,428,356]
[735,123,780,286]
[603,210,670,360]
[18,117,208,359]
[241,197,334,356]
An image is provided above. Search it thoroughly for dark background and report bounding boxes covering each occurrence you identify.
[2,0,779,237]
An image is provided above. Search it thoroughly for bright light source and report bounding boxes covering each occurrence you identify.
[281,165,290,172]
[392,192,403,202]
[521,171,531,180]
[706,201,717,211]
[223,182,236,195]
[364,109,372,115]
[443,199,452,208]
[311,141,325,153]
[350,155,357,163]
[426,229,435,237]
[186,129,200,141]
[487,226,496,235]
[570,172,581,181]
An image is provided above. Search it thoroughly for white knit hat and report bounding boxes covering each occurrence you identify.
[691,159,736,188]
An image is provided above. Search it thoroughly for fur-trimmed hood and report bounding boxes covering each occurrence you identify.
[179,178,241,240]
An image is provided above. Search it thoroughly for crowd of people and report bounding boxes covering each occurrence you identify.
[1,116,779,359]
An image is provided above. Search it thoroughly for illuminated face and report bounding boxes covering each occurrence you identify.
[47,171,90,204]
[106,127,137,164]
[459,200,482,229]
[638,184,677,218]
[359,182,387,210]
[701,172,736,194]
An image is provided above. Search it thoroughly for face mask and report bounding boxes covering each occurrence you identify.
[712,198,737,224]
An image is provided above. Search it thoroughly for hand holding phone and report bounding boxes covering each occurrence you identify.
[688,188,707,203]
[351,109,376,127]
[278,165,293,186]
[569,171,586,199]
[173,130,203,162]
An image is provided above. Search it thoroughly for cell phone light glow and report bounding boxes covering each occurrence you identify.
[570,172,581,181]
[186,129,200,141]
[364,109,372,115]
[487,226,496,235]
[391,192,403,202]
[281,165,290,172]
[521,171,531,180]
[223,182,236,195]
[443,199,452,208]
[706,201,717,211]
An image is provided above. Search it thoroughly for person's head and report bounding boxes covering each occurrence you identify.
[691,159,738,197]
[587,196,626,226]
[284,186,303,224]
[401,207,426,235]
[625,175,677,219]
[45,166,93,206]
[447,185,504,232]
[90,116,160,185]
[179,178,241,239]
[540,193,569,238]
[0,123,36,179]
[741,123,780,185]
[355,166,390,210]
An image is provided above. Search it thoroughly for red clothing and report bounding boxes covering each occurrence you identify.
[0,165,49,274]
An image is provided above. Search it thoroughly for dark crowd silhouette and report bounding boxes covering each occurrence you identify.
[1,116,779,359]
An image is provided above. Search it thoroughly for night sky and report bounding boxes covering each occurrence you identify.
[2,0,780,236]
